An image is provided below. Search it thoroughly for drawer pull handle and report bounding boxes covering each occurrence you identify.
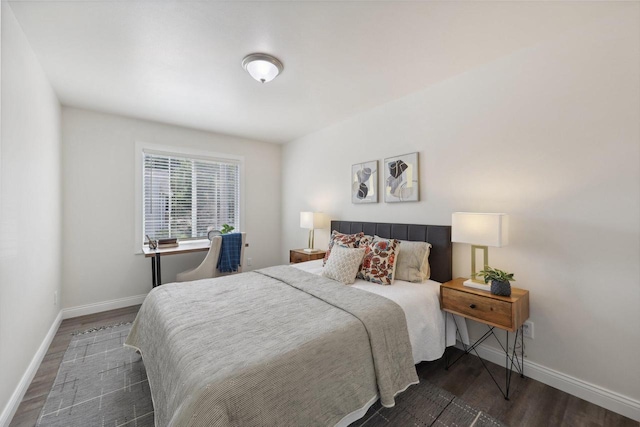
[469,304,476,309]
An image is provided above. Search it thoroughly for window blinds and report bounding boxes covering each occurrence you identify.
[143,151,240,241]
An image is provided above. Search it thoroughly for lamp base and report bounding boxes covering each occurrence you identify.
[303,248,319,253]
[463,279,491,292]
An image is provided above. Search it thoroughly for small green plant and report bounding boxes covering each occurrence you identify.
[220,224,235,234]
[476,266,515,283]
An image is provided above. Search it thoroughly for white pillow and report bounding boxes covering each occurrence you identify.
[322,245,366,285]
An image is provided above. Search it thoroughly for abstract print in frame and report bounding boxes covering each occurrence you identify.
[384,152,419,202]
[352,160,378,203]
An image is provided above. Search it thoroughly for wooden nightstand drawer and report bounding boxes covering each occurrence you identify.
[441,287,512,329]
[440,278,529,332]
[289,249,326,264]
[290,252,307,263]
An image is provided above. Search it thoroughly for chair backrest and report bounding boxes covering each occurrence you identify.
[236,232,246,273]
[202,236,223,275]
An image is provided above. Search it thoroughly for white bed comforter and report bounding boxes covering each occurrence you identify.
[293,259,469,363]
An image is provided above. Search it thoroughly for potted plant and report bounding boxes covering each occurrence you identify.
[476,266,515,296]
[220,224,235,234]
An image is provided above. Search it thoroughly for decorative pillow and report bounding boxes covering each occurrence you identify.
[358,234,374,248]
[322,245,366,285]
[323,231,364,266]
[357,238,400,285]
[354,234,374,270]
[394,240,432,282]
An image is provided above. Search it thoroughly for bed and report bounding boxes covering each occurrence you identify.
[126,221,468,427]
[293,259,467,364]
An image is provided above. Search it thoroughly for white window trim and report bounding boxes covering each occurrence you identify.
[134,141,245,255]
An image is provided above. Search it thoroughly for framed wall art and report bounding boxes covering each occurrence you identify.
[384,152,419,203]
[351,160,378,204]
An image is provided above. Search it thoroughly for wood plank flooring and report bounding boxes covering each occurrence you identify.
[9,305,639,427]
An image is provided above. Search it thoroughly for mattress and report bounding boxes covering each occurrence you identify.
[293,259,469,363]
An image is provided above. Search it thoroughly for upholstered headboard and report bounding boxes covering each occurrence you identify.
[330,220,452,283]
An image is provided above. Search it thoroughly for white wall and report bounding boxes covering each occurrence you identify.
[0,2,62,421]
[61,108,281,309]
[282,2,639,411]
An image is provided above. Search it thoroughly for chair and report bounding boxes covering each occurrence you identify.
[176,232,246,282]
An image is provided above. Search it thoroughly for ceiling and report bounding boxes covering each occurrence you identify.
[8,1,609,144]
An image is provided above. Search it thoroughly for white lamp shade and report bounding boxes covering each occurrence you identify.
[300,212,326,229]
[451,212,509,247]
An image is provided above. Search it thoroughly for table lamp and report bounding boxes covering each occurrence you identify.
[451,212,509,290]
[300,212,326,252]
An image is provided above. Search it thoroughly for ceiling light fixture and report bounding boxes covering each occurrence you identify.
[242,53,284,83]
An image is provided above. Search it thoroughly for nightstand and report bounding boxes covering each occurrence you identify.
[289,249,326,264]
[440,277,530,400]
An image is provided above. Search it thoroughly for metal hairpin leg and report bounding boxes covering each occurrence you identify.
[444,312,525,400]
[151,256,157,288]
[155,253,162,286]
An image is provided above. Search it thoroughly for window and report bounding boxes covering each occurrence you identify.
[141,149,241,243]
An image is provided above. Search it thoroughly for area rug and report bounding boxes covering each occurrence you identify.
[38,323,506,427]
[354,381,507,427]
[37,322,153,426]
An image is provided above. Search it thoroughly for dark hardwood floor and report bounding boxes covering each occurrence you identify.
[415,351,638,427]
[9,305,638,427]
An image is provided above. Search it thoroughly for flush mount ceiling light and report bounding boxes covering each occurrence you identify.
[242,53,284,83]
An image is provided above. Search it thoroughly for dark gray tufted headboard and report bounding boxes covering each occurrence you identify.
[330,220,452,283]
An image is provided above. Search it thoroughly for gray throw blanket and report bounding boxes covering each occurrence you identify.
[126,266,418,427]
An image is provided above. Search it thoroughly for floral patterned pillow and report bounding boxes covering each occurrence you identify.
[359,234,374,248]
[357,238,400,285]
[323,231,365,266]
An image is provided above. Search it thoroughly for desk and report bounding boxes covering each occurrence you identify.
[143,240,210,287]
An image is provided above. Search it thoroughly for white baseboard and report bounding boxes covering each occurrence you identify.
[0,310,63,427]
[458,342,640,422]
[61,294,148,319]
